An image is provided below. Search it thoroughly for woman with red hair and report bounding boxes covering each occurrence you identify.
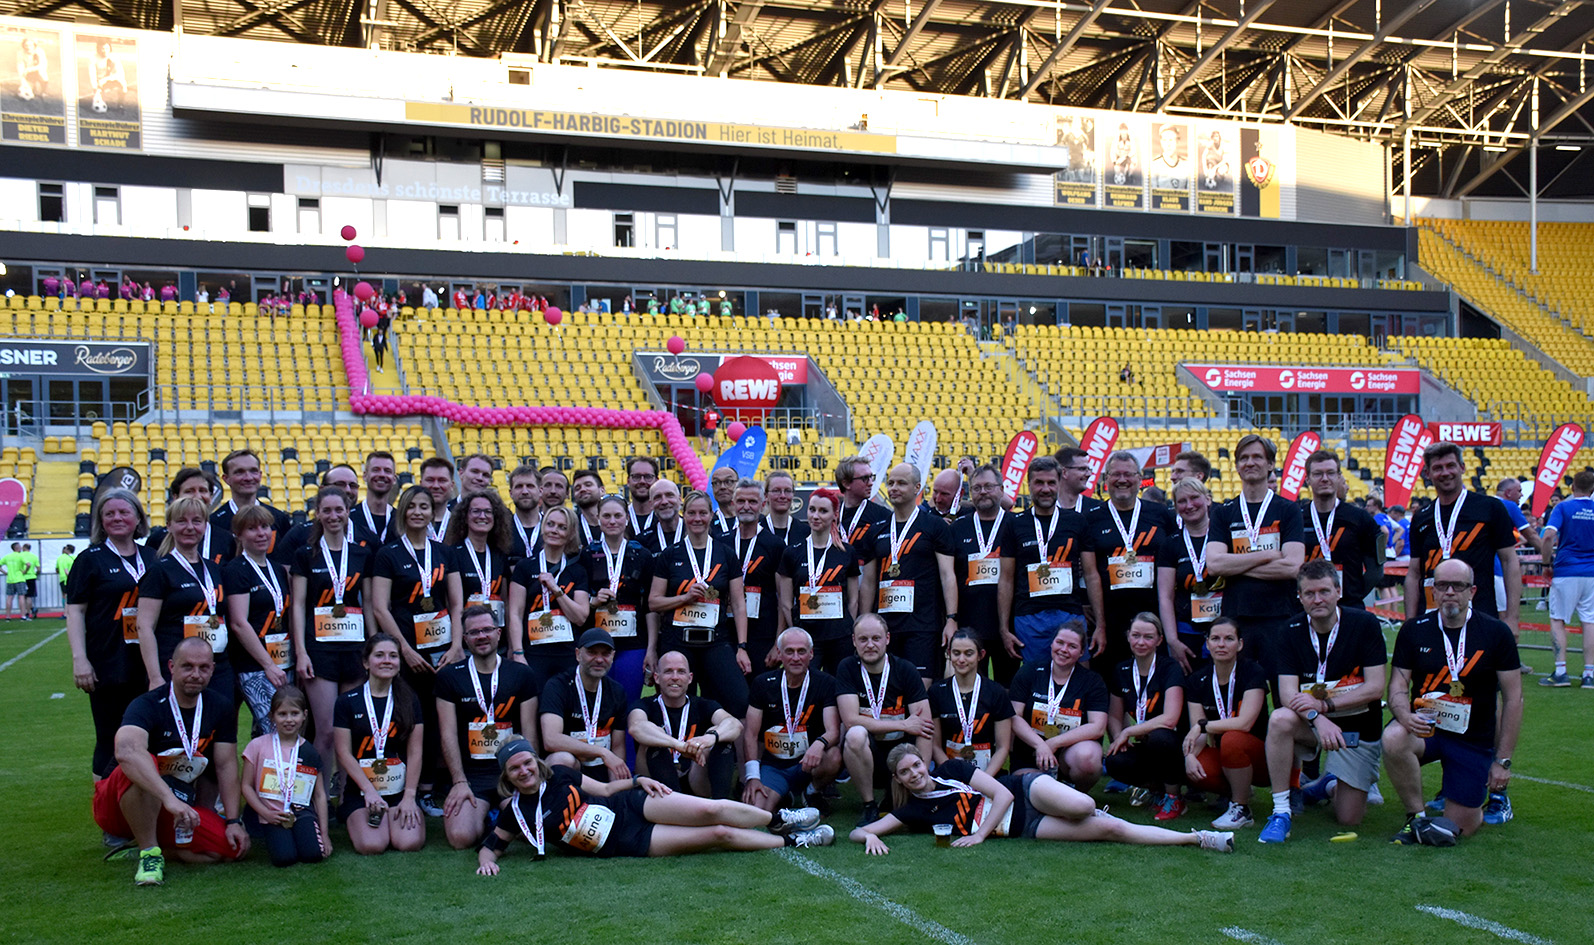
[775,487,858,674]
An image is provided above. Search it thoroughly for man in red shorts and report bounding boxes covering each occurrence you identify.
[94,637,250,885]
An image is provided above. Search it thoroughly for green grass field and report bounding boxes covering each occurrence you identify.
[3,618,1588,945]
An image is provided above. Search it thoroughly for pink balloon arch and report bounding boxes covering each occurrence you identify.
[332,291,706,489]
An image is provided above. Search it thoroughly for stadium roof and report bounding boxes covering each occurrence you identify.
[8,0,1594,197]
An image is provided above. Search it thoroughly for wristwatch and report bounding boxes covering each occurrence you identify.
[1497,757,1512,769]
[1197,718,1209,732]
[223,816,243,825]
[1304,709,1320,722]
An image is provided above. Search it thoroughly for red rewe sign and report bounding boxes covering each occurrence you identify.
[1189,363,1420,395]
[1001,431,1040,502]
[712,355,782,420]
[1278,431,1321,501]
[1427,421,1503,447]
[1382,414,1432,509]
[1080,417,1120,494]
[1533,423,1586,518]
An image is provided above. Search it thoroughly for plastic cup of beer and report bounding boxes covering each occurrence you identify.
[934,823,953,848]
[1414,706,1439,735]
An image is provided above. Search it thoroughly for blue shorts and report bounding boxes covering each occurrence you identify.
[757,760,812,799]
[1013,609,1085,659]
[1420,735,1494,809]
[5,582,24,595]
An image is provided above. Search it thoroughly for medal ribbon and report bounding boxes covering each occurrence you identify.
[954,675,981,744]
[656,518,685,549]
[402,536,434,604]
[575,677,603,741]
[804,538,826,598]
[1108,499,1142,558]
[121,548,147,582]
[463,541,493,598]
[513,514,541,557]
[601,539,628,599]
[661,695,691,764]
[270,731,301,811]
[736,531,759,579]
[173,554,217,619]
[320,537,349,606]
[1182,527,1209,582]
[1434,493,1467,559]
[862,660,891,721]
[244,553,284,616]
[360,502,389,544]
[685,539,712,590]
[781,671,810,739]
[1439,605,1472,690]
[1309,500,1338,564]
[1044,667,1074,725]
[1312,610,1341,685]
[169,684,203,759]
[974,509,1005,559]
[537,551,566,610]
[1212,667,1236,720]
[1032,510,1060,563]
[363,682,394,760]
[1238,491,1275,549]
[1131,656,1155,724]
[469,655,501,727]
[511,785,546,855]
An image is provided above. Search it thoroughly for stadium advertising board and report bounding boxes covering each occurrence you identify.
[1187,364,1420,395]
[640,352,807,387]
[0,340,150,378]
[1425,421,1502,447]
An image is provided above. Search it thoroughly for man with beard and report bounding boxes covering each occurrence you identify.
[952,465,1020,681]
[1087,452,1175,667]
[352,451,398,549]
[731,478,786,671]
[569,469,604,548]
[506,464,544,565]
[625,457,659,539]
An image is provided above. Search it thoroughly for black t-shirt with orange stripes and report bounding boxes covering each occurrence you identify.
[138,553,228,674]
[292,540,372,649]
[1298,499,1382,608]
[1108,655,1186,726]
[371,537,458,651]
[865,510,955,637]
[65,541,161,684]
[333,685,423,772]
[1407,492,1517,618]
[729,528,786,648]
[221,554,291,670]
[777,540,859,642]
[892,758,1028,837]
[1393,610,1519,746]
[927,674,1014,751]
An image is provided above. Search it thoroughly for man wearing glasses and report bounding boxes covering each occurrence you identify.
[835,455,890,549]
[1383,559,1522,842]
[1015,456,1099,665]
[951,465,1020,681]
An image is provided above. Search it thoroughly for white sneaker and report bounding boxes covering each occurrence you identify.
[1367,782,1384,806]
[1194,830,1235,852]
[1212,802,1254,830]
[792,824,835,848]
[771,806,822,836]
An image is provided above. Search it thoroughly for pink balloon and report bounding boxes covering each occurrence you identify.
[353,281,375,301]
[694,373,714,393]
[726,422,746,441]
[345,245,365,264]
[667,335,686,355]
[544,307,563,326]
[341,225,357,241]
[359,309,378,328]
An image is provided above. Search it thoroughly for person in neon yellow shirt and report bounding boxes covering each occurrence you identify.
[1,543,25,620]
[19,543,40,619]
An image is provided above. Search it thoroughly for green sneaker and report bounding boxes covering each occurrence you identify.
[134,847,164,886]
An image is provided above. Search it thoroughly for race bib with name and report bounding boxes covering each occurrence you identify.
[945,741,992,771]
[122,606,139,643]
[799,588,844,621]
[263,633,292,669]
[314,606,364,643]
[1191,593,1222,623]
[1026,562,1071,597]
[595,606,638,639]
[579,729,613,766]
[673,600,721,629]
[360,759,406,794]
[878,580,915,614]
[763,726,810,760]
[1107,556,1154,590]
[744,589,762,620]
[968,556,1001,587]
[1030,706,1082,738]
[561,803,616,853]
[259,761,317,807]
[972,796,1015,838]
[468,721,512,760]
[1233,530,1281,555]
[526,610,575,644]
[1425,692,1472,735]
[182,615,227,653]
[414,612,452,649]
[155,747,208,784]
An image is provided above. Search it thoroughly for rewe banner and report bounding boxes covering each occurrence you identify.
[1278,431,1321,501]
[1080,417,1120,494]
[1426,421,1503,447]
[1000,431,1040,502]
[1533,423,1585,518]
[1382,414,1432,508]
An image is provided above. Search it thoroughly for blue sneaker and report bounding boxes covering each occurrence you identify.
[1483,791,1514,825]
[1258,812,1292,843]
[1104,778,1132,795]
[1301,772,1338,805]
[1425,793,1446,815]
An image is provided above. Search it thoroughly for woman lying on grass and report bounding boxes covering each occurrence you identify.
[848,744,1235,854]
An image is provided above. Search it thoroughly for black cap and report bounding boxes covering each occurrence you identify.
[577,628,615,650]
[496,737,536,770]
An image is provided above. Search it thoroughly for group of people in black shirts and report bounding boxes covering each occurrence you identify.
[65,435,1527,885]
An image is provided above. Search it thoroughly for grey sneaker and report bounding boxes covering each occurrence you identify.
[792,824,835,848]
[1211,802,1253,830]
[1539,672,1572,687]
[770,806,822,836]
[1194,830,1235,852]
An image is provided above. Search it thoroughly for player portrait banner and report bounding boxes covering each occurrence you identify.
[2,26,65,144]
[1382,414,1431,509]
[1080,416,1120,494]
[1000,431,1040,502]
[76,33,139,149]
[1277,431,1321,501]
[1052,111,1098,207]
[1149,121,1192,213]
[1101,117,1144,210]
[1532,422,1585,518]
[1196,124,1236,215]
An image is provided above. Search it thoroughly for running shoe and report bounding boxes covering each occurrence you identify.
[770,806,822,836]
[791,824,835,848]
[1582,673,1594,688]
[1301,773,1338,805]
[1258,812,1292,843]
[1390,816,1422,845]
[1367,782,1384,806]
[855,801,880,829]
[1211,802,1253,830]
[1193,830,1235,853]
[1425,792,1446,815]
[1483,791,1514,825]
[134,847,164,886]
[417,793,445,818]
[1153,795,1187,822]
[103,841,138,862]
[1129,787,1151,807]
[103,831,132,849]
[1539,671,1572,687]
[1104,778,1132,795]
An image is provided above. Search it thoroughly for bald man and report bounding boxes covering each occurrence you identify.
[860,463,958,683]
[927,470,967,523]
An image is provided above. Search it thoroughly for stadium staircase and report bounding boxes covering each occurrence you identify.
[26,458,78,537]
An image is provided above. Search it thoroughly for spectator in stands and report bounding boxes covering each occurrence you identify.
[42,274,59,297]
[421,284,438,309]
[97,280,110,300]
[1203,436,1305,685]
[1538,468,1594,688]
[196,285,209,311]
[217,283,231,307]
[1170,451,1210,485]
[81,275,96,297]
[160,283,176,304]
[372,327,388,372]
[1119,364,1135,384]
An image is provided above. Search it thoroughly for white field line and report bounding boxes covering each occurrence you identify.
[1514,773,1594,795]
[778,848,979,945]
[1220,928,1287,945]
[0,627,64,673]
[1416,905,1554,945]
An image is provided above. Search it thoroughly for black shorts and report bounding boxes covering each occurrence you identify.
[307,643,367,685]
[337,789,405,824]
[597,789,654,858]
[886,631,937,678]
[998,771,1045,838]
[24,579,37,596]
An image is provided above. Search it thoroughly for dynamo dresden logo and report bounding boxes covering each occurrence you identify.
[1245,155,1276,189]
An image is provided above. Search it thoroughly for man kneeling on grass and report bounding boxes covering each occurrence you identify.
[95,637,250,885]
